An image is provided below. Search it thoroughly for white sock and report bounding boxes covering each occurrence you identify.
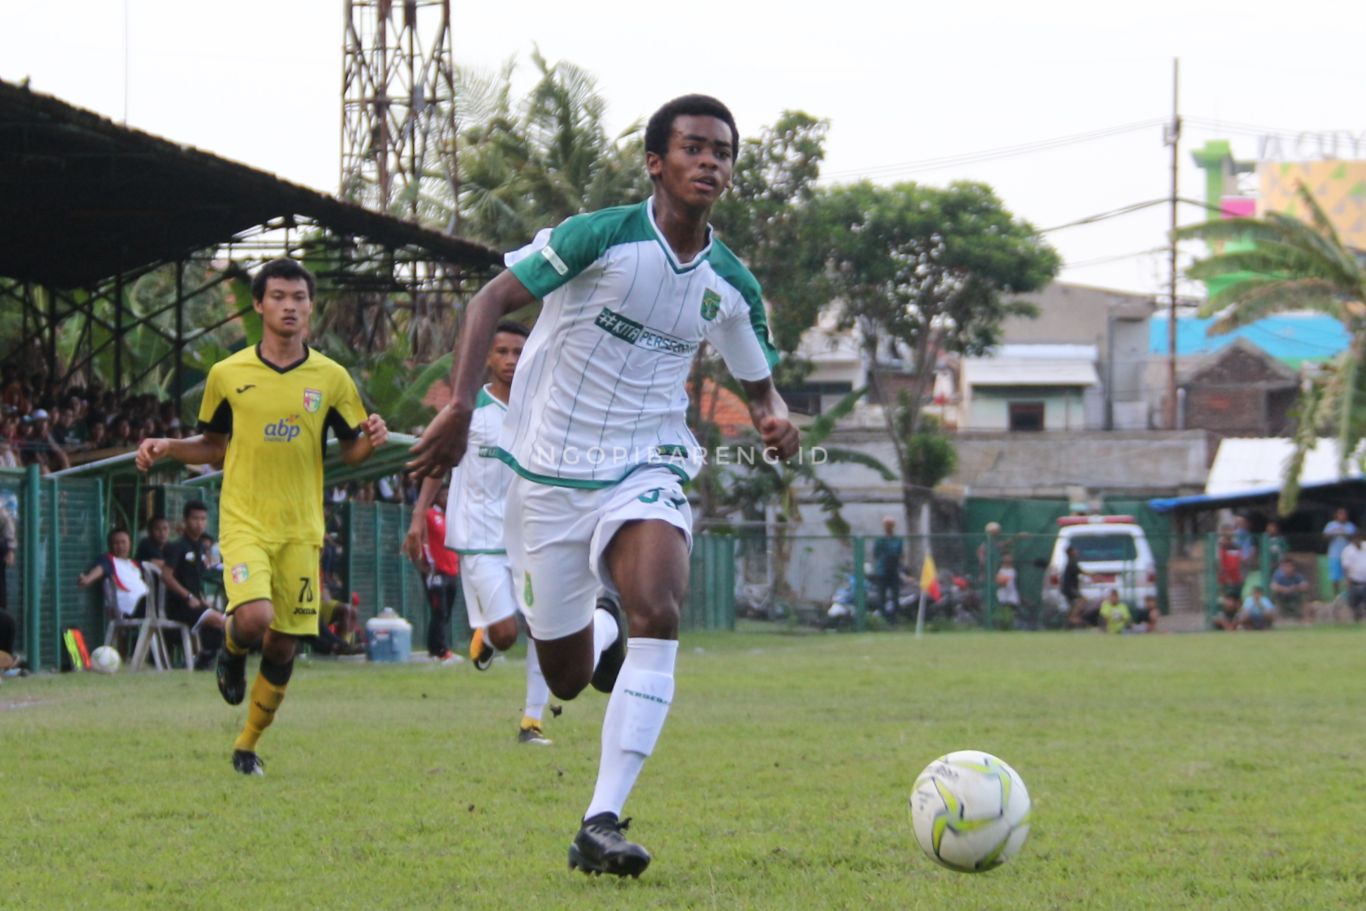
[523,637,549,722]
[591,607,620,668]
[584,638,677,821]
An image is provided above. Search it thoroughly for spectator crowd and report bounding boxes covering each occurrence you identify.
[2,367,194,473]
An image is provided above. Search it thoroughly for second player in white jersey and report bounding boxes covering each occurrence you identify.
[443,385,511,555]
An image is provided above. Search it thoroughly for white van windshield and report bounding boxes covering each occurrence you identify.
[1071,533,1139,562]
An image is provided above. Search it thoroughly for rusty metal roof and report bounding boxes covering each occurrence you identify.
[0,79,500,288]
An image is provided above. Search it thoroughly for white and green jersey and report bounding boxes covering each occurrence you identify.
[444,385,511,554]
[500,198,778,488]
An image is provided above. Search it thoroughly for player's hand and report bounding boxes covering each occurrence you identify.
[402,522,430,574]
[758,416,800,462]
[136,438,170,472]
[362,413,389,448]
[407,403,471,479]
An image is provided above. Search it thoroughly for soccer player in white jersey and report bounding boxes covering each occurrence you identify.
[410,94,799,878]
[404,322,556,745]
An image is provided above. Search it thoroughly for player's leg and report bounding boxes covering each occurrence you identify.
[232,629,298,776]
[504,476,618,700]
[216,539,275,704]
[568,473,692,878]
[567,519,685,877]
[229,542,319,775]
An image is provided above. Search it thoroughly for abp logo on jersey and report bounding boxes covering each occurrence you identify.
[264,416,302,443]
[303,388,323,413]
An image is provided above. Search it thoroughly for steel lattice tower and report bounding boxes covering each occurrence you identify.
[340,0,458,228]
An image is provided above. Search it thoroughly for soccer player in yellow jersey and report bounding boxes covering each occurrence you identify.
[137,258,388,776]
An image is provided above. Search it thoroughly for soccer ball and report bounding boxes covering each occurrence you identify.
[909,750,1031,873]
[90,646,122,675]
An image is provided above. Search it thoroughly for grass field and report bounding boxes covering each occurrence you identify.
[5,625,1366,910]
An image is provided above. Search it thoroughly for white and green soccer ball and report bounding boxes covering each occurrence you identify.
[909,750,1031,873]
[90,645,122,675]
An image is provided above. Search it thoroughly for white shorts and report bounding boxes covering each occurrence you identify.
[503,467,693,640]
[458,552,519,629]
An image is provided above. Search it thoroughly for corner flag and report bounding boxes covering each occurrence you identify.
[920,555,941,601]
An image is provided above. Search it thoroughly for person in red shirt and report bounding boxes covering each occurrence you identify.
[418,482,462,664]
[1217,535,1243,599]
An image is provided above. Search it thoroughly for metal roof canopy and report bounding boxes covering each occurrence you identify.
[0,78,499,288]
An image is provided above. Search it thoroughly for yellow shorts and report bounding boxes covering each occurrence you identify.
[220,537,322,637]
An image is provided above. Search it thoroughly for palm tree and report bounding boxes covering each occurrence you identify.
[1178,181,1366,511]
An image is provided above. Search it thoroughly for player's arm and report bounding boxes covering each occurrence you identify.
[339,413,389,466]
[135,432,228,473]
[739,377,800,461]
[408,270,536,478]
[402,475,445,571]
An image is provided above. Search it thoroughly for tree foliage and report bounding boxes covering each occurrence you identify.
[1178,181,1366,513]
[819,180,1059,531]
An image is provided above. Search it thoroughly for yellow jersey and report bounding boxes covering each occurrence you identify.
[198,345,367,545]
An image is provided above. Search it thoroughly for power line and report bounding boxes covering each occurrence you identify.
[1040,199,1168,233]
[821,118,1166,182]
[1063,246,1169,269]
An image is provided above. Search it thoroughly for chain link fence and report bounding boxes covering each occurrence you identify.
[2,464,1343,670]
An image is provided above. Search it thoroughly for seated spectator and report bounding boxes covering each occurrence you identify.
[1241,585,1277,630]
[1098,588,1132,634]
[21,409,70,471]
[161,500,226,669]
[83,420,110,453]
[1131,593,1161,633]
[134,515,172,568]
[1269,558,1309,619]
[0,435,16,470]
[1341,530,1366,622]
[77,529,148,620]
[1213,593,1241,631]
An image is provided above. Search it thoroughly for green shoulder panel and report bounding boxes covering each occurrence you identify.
[509,202,654,299]
[707,241,780,369]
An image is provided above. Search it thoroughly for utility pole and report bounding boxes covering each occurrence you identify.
[1164,58,1181,429]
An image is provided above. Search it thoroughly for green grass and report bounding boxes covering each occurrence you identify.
[5,627,1366,910]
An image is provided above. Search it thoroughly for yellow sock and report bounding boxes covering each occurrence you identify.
[224,617,250,657]
[234,673,288,752]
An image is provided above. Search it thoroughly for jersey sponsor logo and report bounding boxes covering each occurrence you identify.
[264,416,302,443]
[303,388,323,413]
[235,384,256,394]
[700,289,721,321]
[231,563,250,583]
[594,308,698,357]
[540,245,569,276]
[477,446,498,458]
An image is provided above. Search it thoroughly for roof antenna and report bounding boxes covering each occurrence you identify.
[122,0,130,124]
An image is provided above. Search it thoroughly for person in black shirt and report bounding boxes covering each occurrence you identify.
[162,501,225,669]
[1063,545,1098,627]
[134,515,171,568]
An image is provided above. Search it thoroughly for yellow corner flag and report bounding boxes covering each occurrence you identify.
[920,554,941,601]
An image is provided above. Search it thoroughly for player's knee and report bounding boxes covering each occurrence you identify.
[261,634,296,665]
[488,617,519,652]
[547,672,590,701]
[628,595,681,639]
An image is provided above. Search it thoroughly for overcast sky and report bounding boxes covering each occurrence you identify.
[5,0,1363,298]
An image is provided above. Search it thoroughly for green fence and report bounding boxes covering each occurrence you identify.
[8,467,1335,671]
[3,467,745,671]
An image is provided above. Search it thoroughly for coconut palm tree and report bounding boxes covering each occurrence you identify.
[1178,181,1366,511]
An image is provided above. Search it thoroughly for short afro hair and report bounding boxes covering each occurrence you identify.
[644,94,738,158]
